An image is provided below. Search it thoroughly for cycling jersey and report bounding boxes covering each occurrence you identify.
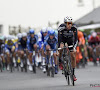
[18,38,27,50]
[88,36,100,45]
[5,40,15,52]
[58,23,78,50]
[40,31,48,43]
[27,35,38,52]
[44,35,58,53]
[0,41,4,54]
[77,30,85,45]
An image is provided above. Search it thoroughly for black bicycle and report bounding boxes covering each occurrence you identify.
[9,52,14,73]
[58,43,74,86]
[21,49,28,72]
[32,50,36,73]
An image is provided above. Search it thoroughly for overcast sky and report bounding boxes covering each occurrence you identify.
[0,0,100,28]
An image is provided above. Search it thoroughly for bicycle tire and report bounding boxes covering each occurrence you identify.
[0,61,3,72]
[51,56,54,77]
[66,49,75,86]
[51,67,54,77]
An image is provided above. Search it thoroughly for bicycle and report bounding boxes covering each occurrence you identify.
[46,49,55,77]
[9,52,14,73]
[58,43,75,86]
[80,45,86,68]
[32,50,36,73]
[92,45,97,66]
[21,49,27,72]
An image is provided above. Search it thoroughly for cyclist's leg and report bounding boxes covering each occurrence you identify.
[20,49,24,67]
[28,51,33,64]
[96,45,100,59]
[43,45,50,72]
[58,43,64,70]
[28,51,33,71]
[88,46,93,58]
[1,53,5,69]
[59,43,64,59]
[83,45,89,62]
[70,51,76,68]
[70,51,77,81]
[50,44,58,74]
[53,51,58,74]
[11,46,16,67]
[5,49,10,70]
[1,54,5,64]
[33,44,37,52]
[46,45,51,56]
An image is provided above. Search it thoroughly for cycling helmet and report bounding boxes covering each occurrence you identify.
[49,29,55,36]
[47,27,52,34]
[29,29,34,34]
[64,16,73,23]
[92,32,97,38]
[41,27,47,33]
[22,32,27,37]
[17,33,22,39]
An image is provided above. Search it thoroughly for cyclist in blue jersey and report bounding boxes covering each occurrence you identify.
[44,29,58,74]
[27,29,38,71]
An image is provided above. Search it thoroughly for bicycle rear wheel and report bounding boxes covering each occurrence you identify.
[32,56,36,73]
[68,58,74,86]
[51,56,54,77]
[51,66,55,77]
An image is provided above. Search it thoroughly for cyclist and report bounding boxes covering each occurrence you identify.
[40,27,48,73]
[88,32,100,64]
[44,29,58,74]
[5,35,16,70]
[76,30,88,67]
[58,16,78,81]
[16,32,27,68]
[0,36,5,69]
[37,32,43,67]
[27,29,38,71]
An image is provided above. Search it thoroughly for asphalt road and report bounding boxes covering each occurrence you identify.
[0,62,100,90]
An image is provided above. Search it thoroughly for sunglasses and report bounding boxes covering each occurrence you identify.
[50,34,54,36]
[43,32,47,34]
[67,22,72,25]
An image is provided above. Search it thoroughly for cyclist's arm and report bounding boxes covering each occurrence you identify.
[27,37,30,50]
[73,27,78,49]
[58,24,65,48]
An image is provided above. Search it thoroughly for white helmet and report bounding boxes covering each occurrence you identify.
[92,32,97,37]
[22,32,27,37]
[41,27,48,33]
[38,32,42,41]
[17,33,22,38]
[64,16,73,23]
